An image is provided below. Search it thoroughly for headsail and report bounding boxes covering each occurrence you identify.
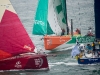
[32,0,54,35]
[0,0,35,60]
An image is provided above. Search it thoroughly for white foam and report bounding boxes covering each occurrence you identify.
[56,46,74,51]
[49,62,78,66]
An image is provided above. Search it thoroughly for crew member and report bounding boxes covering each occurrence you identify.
[76,28,81,34]
[92,42,96,55]
[61,28,65,36]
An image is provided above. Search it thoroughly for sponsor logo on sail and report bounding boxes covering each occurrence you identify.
[23,45,32,51]
[34,20,45,26]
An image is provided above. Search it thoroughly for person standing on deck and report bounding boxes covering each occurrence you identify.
[96,40,100,57]
[97,42,100,57]
[61,28,65,36]
[86,44,92,54]
[75,28,81,34]
[98,41,100,49]
[87,27,94,36]
[92,42,96,55]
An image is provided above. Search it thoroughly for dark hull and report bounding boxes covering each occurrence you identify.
[0,53,49,71]
[78,58,100,64]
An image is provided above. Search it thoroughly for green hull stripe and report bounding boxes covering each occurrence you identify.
[67,36,95,44]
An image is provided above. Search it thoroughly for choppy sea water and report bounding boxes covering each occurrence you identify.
[0,0,99,75]
[1,50,100,75]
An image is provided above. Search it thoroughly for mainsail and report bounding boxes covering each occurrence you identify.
[32,0,68,35]
[53,0,68,35]
[0,0,35,60]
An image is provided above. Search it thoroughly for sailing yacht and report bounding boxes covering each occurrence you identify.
[0,0,49,71]
[32,0,95,50]
[73,0,100,64]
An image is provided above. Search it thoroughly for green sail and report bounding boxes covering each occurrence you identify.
[32,0,54,35]
[61,0,67,24]
[47,21,54,35]
[56,0,67,24]
[56,4,62,14]
[55,0,69,35]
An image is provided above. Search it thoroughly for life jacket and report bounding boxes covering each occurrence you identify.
[92,43,95,46]
[75,56,79,60]
[98,41,100,44]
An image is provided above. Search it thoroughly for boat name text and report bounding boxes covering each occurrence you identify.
[76,37,95,43]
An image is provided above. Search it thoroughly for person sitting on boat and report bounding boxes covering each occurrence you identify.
[97,50,100,57]
[75,28,81,34]
[86,44,92,54]
[61,28,65,36]
[75,54,80,60]
[75,53,83,60]
[98,41,100,49]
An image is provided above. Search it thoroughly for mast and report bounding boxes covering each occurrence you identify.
[71,19,73,36]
